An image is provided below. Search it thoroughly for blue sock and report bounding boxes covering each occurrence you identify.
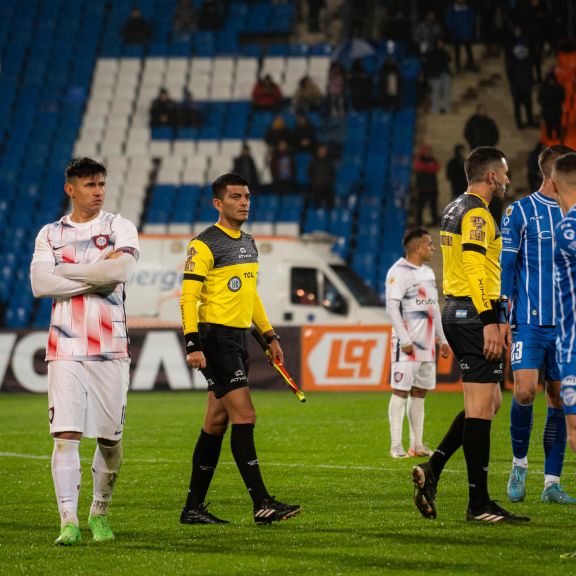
[543,407,566,477]
[510,397,533,459]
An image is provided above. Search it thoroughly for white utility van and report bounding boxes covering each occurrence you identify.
[125,232,390,327]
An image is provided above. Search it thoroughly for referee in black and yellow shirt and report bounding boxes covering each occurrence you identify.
[178,173,301,526]
[412,147,529,523]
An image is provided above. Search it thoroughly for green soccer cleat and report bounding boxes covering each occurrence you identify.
[88,515,115,542]
[541,483,576,505]
[54,523,82,546]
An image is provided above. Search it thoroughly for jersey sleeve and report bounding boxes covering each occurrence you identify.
[112,215,140,260]
[30,226,95,298]
[180,239,213,351]
[461,206,496,323]
[500,203,522,301]
[252,292,273,335]
[385,267,407,303]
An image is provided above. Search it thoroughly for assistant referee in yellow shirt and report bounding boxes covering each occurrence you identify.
[179,173,301,525]
[412,147,529,523]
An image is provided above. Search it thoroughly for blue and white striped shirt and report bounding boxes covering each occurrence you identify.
[500,192,562,326]
[555,207,576,364]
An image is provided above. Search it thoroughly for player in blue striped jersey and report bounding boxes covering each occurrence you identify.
[500,145,576,505]
[552,153,576,557]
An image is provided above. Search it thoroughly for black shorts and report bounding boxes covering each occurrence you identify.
[442,298,503,384]
[198,323,250,399]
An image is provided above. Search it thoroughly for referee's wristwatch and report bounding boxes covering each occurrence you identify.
[265,333,280,345]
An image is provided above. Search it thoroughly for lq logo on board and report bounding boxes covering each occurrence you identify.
[301,326,391,391]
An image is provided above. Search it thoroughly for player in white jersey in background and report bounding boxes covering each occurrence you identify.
[551,153,576,558]
[30,158,139,546]
[500,145,576,505]
[386,228,450,458]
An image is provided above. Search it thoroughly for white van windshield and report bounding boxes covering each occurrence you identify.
[329,265,384,307]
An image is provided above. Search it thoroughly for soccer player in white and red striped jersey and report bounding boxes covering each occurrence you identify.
[385,228,450,459]
[30,158,139,546]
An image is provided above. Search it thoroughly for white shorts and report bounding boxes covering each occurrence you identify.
[391,361,436,391]
[48,359,130,440]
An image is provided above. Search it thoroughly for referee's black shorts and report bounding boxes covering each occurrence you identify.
[198,323,250,399]
[442,297,503,384]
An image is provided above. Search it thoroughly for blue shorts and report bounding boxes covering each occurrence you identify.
[510,324,560,381]
[560,360,576,416]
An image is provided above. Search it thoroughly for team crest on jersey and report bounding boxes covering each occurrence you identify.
[394,372,403,382]
[505,206,514,216]
[184,246,197,272]
[92,234,110,250]
[228,276,242,292]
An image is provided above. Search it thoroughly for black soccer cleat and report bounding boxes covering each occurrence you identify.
[180,503,229,525]
[466,500,530,523]
[253,496,301,524]
[412,462,438,519]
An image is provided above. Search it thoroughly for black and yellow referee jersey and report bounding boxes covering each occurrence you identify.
[180,223,273,348]
[440,192,502,323]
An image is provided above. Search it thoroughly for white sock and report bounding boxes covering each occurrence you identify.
[388,394,407,450]
[51,438,81,528]
[408,396,425,449]
[90,440,123,517]
[512,457,528,468]
[544,474,560,488]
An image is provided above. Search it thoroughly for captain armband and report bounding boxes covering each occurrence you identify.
[184,332,202,353]
[497,297,510,324]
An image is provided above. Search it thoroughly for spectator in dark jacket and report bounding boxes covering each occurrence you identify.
[150,88,177,129]
[264,116,292,150]
[427,38,452,114]
[413,9,443,56]
[292,76,324,114]
[178,89,202,128]
[349,59,373,111]
[444,0,477,72]
[233,143,260,191]
[173,0,197,38]
[446,144,468,199]
[326,62,346,117]
[538,71,566,140]
[505,26,535,129]
[378,56,402,110]
[291,114,317,154]
[122,7,153,45]
[197,0,223,30]
[464,104,499,150]
[307,145,336,209]
[270,140,296,195]
[414,145,440,227]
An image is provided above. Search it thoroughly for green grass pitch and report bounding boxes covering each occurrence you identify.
[1,390,576,575]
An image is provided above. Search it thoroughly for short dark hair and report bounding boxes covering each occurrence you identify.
[538,145,574,179]
[402,227,430,250]
[464,146,506,184]
[212,173,248,199]
[65,157,107,182]
[553,152,576,176]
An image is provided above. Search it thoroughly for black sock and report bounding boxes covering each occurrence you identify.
[185,429,223,509]
[231,423,268,505]
[429,410,465,479]
[462,418,491,510]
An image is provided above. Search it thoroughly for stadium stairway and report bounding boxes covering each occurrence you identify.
[410,46,544,300]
